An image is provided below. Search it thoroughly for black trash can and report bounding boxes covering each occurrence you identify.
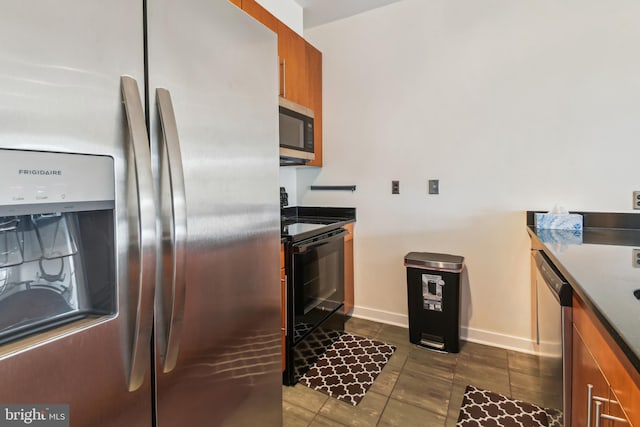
[404,252,464,353]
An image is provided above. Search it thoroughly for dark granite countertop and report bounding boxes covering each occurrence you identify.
[281,206,356,223]
[281,206,356,243]
[526,211,640,373]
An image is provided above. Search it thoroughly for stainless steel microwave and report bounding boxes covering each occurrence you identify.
[279,97,314,163]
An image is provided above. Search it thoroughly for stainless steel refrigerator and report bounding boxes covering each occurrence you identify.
[0,1,281,426]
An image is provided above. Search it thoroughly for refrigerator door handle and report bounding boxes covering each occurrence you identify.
[121,76,157,391]
[156,87,187,373]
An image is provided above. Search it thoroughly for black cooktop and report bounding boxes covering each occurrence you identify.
[282,221,331,237]
[281,218,347,242]
[280,206,356,242]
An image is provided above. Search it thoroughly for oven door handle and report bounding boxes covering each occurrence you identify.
[293,228,348,254]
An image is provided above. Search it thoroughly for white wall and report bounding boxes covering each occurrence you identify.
[302,0,640,352]
[279,167,298,205]
[255,0,303,34]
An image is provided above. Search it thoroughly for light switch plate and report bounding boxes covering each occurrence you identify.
[633,249,640,268]
[428,179,439,195]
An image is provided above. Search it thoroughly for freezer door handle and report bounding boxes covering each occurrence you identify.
[121,76,157,391]
[156,88,187,373]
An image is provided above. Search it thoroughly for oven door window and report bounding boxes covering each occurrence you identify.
[292,235,344,343]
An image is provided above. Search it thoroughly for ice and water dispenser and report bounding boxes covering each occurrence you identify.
[0,149,116,344]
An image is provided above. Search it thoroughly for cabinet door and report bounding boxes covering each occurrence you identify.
[228,0,241,7]
[343,223,354,314]
[572,326,610,426]
[277,22,308,106]
[573,295,640,426]
[305,42,323,167]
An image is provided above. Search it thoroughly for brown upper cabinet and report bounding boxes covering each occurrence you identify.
[239,0,278,33]
[305,43,322,166]
[229,0,241,7]
[277,22,309,107]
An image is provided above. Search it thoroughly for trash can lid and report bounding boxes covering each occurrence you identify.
[404,252,464,271]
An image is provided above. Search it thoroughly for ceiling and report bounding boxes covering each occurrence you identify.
[293,0,404,29]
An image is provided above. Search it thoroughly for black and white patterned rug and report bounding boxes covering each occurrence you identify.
[299,333,396,406]
[457,385,562,427]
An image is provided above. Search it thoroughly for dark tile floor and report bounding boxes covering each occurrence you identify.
[282,317,559,426]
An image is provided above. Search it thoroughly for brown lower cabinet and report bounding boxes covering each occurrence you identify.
[572,294,639,426]
[343,223,354,315]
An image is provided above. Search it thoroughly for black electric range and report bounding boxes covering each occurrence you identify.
[279,206,356,385]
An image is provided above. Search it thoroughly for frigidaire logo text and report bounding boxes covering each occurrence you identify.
[18,169,62,176]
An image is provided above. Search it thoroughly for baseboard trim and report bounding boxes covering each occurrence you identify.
[351,306,408,328]
[461,326,538,355]
[350,306,538,355]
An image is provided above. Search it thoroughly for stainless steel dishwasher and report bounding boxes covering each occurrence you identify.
[532,248,573,427]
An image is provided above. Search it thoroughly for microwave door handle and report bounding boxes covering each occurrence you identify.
[121,76,157,392]
[294,228,348,253]
[156,88,187,374]
[282,58,286,98]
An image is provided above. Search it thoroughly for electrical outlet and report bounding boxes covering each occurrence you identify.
[633,249,640,268]
[392,180,399,194]
[428,179,439,195]
[634,191,640,209]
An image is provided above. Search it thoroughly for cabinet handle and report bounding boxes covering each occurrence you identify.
[591,389,628,425]
[594,400,628,425]
[593,395,620,405]
[594,400,603,427]
[282,58,286,98]
[587,384,594,426]
[601,414,628,424]
[282,275,287,335]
